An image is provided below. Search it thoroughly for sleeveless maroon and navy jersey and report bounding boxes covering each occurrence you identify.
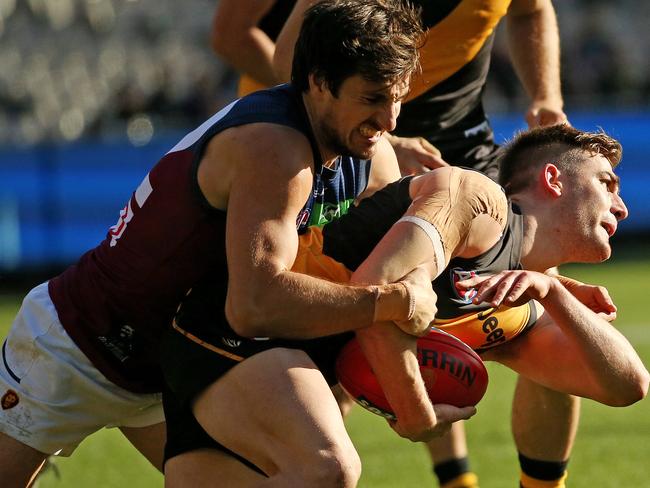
[48,84,370,393]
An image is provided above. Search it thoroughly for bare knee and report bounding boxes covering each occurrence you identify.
[299,444,361,488]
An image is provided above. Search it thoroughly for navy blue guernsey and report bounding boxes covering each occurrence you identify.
[188,84,370,231]
[49,83,370,393]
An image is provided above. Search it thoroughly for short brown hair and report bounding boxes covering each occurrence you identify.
[291,0,424,95]
[498,124,622,195]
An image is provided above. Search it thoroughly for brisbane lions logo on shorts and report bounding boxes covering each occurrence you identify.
[451,268,479,304]
[1,389,19,410]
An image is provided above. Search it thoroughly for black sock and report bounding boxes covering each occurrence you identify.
[519,452,568,481]
[434,457,471,486]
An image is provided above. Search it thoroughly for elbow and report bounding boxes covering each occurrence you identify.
[597,368,650,407]
[210,20,236,59]
[225,291,270,338]
[620,368,650,406]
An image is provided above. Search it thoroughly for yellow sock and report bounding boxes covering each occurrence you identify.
[440,471,480,488]
[520,471,568,488]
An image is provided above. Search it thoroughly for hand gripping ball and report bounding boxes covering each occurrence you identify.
[335,328,488,419]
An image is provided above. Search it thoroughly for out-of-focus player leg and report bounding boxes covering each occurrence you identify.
[512,376,579,488]
[120,422,166,472]
[0,432,48,488]
[425,422,479,488]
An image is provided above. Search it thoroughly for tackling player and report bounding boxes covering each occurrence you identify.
[0,1,434,486]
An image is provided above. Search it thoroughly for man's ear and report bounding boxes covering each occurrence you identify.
[541,163,562,197]
[308,73,328,94]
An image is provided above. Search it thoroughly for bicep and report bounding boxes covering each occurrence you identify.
[210,126,314,296]
[482,307,586,391]
[227,170,311,293]
[351,218,440,286]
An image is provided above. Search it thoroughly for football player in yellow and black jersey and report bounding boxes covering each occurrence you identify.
[269,1,571,486]
[163,125,648,485]
[292,124,649,488]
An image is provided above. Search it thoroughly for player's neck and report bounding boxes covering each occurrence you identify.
[519,213,564,272]
[301,93,340,169]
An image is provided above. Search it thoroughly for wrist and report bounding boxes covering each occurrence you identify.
[545,276,565,300]
[373,282,413,323]
[531,97,564,111]
[556,275,583,290]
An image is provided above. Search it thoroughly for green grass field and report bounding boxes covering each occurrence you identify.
[0,243,648,487]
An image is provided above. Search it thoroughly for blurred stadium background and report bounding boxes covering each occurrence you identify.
[0,0,648,487]
[1,0,650,274]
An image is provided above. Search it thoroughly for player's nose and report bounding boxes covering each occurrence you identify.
[612,192,628,221]
[377,101,400,132]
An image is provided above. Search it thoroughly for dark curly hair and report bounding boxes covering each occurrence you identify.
[291,0,424,96]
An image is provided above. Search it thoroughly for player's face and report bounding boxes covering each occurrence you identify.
[562,153,628,262]
[314,75,410,160]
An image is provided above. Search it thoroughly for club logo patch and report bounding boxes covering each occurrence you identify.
[1,389,19,410]
[451,268,479,304]
[296,208,311,230]
[221,337,242,348]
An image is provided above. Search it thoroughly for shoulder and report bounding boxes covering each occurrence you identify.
[210,123,313,172]
[198,122,315,209]
[409,167,508,257]
[410,167,504,203]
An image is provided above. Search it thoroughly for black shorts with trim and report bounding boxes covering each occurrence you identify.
[160,281,353,467]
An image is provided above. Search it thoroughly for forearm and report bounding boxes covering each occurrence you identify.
[273,0,318,82]
[226,270,412,339]
[356,323,436,430]
[507,1,563,107]
[541,281,649,405]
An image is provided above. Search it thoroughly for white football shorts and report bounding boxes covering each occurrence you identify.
[0,282,164,456]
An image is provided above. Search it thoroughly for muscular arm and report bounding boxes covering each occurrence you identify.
[211,0,280,88]
[350,168,505,439]
[506,0,567,127]
[471,272,649,406]
[199,124,419,340]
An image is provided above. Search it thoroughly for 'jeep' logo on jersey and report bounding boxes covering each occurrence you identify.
[451,268,479,304]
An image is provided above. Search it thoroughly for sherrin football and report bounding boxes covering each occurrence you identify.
[335,328,488,419]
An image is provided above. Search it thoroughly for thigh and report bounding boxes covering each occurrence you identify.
[0,283,163,456]
[193,348,353,477]
[165,449,265,488]
[120,422,166,472]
